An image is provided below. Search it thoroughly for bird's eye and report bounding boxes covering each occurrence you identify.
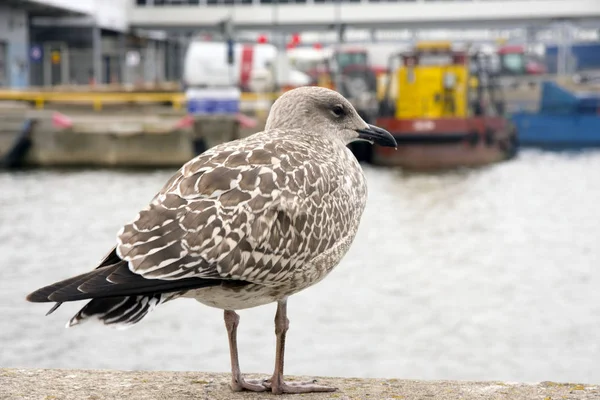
[331,105,345,118]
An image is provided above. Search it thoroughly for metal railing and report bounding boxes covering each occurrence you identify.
[0,89,281,111]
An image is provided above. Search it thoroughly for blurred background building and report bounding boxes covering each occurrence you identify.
[0,0,599,88]
[0,0,182,88]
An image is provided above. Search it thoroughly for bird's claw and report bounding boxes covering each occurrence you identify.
[230,377,268,392]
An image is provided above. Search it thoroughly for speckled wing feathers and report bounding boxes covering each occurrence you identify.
[115,131,346,286]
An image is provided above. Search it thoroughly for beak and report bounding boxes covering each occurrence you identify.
[356,124,397,148]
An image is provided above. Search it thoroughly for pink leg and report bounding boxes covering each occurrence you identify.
[224,310,267,392]
[265,299,337,394]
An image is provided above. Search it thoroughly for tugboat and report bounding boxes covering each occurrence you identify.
[372,41,517,171]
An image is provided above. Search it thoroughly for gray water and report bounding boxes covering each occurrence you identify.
[1,150,599,384]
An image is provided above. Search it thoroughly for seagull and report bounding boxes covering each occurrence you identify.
[26,86,397,395]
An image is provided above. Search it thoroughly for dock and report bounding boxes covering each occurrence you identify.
[0,84,277,169]
[0,96,266,169]
[1,79,598,169]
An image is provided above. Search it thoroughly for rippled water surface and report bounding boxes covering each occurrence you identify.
[1,150,599,384]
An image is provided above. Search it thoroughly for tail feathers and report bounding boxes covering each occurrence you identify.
[46,302,63,316]
[41,247,122,316]
[68,292,180,330]
[26,260,228,304]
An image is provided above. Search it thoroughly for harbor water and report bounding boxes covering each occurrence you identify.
[1,149,599,384]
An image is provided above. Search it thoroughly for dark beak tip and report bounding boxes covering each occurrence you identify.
[357,124,397,148]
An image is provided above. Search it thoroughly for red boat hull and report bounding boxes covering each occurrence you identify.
[372,117,517,171]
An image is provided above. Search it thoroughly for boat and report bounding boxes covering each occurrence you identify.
[369,41,517,171]
[511,81,600,150]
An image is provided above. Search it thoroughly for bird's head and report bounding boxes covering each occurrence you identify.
[265,86,397,149]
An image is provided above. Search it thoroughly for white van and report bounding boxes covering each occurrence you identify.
[183,39,310,92]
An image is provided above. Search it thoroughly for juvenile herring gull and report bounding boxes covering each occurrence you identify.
[26,86,397,395]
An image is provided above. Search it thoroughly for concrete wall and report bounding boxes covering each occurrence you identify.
[0,6,29,88]
[0,108,248,168]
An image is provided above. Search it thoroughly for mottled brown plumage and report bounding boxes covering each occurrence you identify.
[26,86,396,395]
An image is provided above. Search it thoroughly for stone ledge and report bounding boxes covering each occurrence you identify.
[1,368,599,400]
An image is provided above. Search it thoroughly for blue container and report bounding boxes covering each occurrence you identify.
[186,87,240,115]
[187,98,208,115]
[186,88,211,115]
[576,95,600,114]
[213,99,233,114]
[510,81,600,149]
[539,81,578,115]
[512,112,600,149]
[218,99,240,114]
[545,43,600,74]
[213,87,241,115]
